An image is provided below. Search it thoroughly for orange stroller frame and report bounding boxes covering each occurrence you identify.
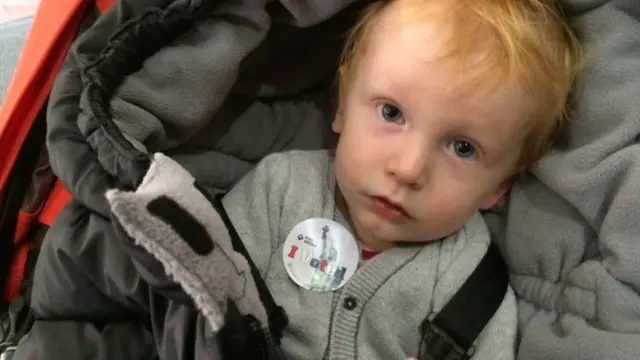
[0,0,114,304]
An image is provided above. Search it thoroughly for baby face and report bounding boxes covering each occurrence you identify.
[333,5,530,251]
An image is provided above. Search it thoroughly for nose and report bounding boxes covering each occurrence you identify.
[385,138,429,189]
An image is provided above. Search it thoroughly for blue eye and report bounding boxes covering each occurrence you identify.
[376,103,404,123]
[449,140,476,159]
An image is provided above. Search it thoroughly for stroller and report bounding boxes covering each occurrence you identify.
[1,0,640,359]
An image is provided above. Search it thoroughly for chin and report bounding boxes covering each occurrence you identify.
[356,211,403,237]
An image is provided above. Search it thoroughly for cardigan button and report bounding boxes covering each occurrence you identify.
[343,296,357,310]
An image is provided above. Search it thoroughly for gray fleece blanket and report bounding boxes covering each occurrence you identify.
[97,0,640,359]
[490,1,640,359]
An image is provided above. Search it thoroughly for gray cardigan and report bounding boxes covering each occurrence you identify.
[222,149,517,359]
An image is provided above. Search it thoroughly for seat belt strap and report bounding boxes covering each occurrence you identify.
[419,242,509,360]
[209,192,289,343]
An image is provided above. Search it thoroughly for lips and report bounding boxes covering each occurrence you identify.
[370,196,411,222]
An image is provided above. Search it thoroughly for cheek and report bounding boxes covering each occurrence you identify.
[340,123,395,160]
[414,180,489,233]
[427,193,477,221]
[335,138,366,182]
[415,201,477,239]
[337,119,378,160]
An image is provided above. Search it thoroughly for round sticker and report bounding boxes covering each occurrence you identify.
[282,218,359,292]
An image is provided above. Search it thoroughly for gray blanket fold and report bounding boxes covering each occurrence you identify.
[495,1,640,359]
[110,0,356,152]
[167,91,337,190]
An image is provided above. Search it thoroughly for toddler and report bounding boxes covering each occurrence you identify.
[222,0,581,359]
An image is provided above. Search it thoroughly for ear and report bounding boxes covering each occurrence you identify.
[479,179,511,210]
[332,111,344,134]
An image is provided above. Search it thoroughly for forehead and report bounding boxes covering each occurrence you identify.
[368,2,453,61]
[363,3,486,99]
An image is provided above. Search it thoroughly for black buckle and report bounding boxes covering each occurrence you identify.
[268,306,289,345]
[419,321,473,360]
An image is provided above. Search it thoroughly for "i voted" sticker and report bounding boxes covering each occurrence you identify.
[282,218,359,292]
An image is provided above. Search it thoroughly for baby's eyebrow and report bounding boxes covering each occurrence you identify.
[367,77,401,97]
[444,118,508,150]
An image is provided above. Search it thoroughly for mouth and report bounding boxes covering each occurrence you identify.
[370,196,412,222]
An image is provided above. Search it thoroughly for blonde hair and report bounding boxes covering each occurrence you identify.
[338,0,582,172]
